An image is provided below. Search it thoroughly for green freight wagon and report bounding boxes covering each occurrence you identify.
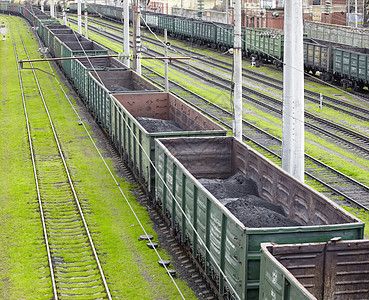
[71,57,128,101]
[193,20,216,45]
[157,14,175,34]
[333,47,369,89]
[216,24,233,51]
[259,239,369,300]
[60,40,108,80]
[144,13,159,29]
[155,136,364,300]
[174,17,193,40]
[244,28,284,65]
[303,39,333,79]
[51,33,85,61]
[0,2,8,12]
[110,92,226,197]
[88,70,161,135]
[42,24,70,48]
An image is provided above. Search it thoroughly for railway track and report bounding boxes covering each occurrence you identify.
[9,16,112,299]
[77,17,369,158]
[66,18,369,210]
[84,16,369,117]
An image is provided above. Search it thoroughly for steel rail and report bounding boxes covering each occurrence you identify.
[7,16,59,299]
[14,16,112,299]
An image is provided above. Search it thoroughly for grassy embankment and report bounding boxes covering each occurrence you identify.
[0,14,198,298]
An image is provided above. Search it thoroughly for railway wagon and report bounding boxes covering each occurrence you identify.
[173,17,192,40]
[303,39,333,80]
[51,33,84,61]
[244,28,284,64]
[333,47,369,89]
[216,24,233,51]
[157,14,175,34]
[40,23,69,47]
[304,20,369,49]
[72,56,128,101]
[192,19,216,45]
[59,39,108,80]
[0,2,8,11]
[87,69,161,134]
[155,136,364,300]
[259,239,369,300]
[110,92,227,197]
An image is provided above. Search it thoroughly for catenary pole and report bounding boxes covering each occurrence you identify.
[281,0,305,182]
[84,0,88,39]
[123,0,130,68]
[136,0,141,75]
[78,0,82,34]
[50,0,54,17]
[233,0,242,141]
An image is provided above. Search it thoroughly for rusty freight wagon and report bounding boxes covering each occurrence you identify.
[155,136,364,300]
[259,239,369,300]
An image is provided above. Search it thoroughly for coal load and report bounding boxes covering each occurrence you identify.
[199,174,301,228]
[136,117,183,133]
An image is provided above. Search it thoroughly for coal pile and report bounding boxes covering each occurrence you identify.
[136,117,183,133]
[198,174,301,228]
[109,84,132,92]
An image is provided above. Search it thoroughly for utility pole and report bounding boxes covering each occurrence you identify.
[281,0,305,182]
[225,0,229,24]
[355,0,358,27]
[164,29,169,92]
[123,0,130,68]
[84,0,88,39]
[78,0,82,34]
[50,0,55,17]
[233,0,242,141]
[132,0,141,74]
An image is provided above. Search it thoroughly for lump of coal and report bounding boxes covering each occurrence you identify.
[226,197,301,228]
[198,173,259,199]
[136,117,183,133]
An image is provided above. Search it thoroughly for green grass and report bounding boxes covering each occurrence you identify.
[0,15,197,299]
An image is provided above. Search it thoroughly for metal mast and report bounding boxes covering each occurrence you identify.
[123,0,130,68]
[50,0,55,17]
[233,0,242,141]
[281,0,305,182]
[78,0,82,34]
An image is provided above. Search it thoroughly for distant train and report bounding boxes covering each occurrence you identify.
[0,3,366,300]
[66,3,369,90]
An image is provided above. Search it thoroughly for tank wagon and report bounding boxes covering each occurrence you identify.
[259,239,369,300]
[3,4,366,300]
[155,136,363,299]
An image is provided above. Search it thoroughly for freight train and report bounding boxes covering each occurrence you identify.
[65,2,369,90]
[1,4,366,300]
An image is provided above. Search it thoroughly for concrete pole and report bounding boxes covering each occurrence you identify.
[123,0,130,68]
[348,0,351,25]
[136,0,142,75]
[225,0,229,24]
[78,0,82,34]
[62,8,67,25]
[282,0,305,182]
[233,0,242,141]
[50,0,54,17]
[164,29,169,92]
[41,1,44,12]
[84,8,88,39]
[355,0,358,27]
